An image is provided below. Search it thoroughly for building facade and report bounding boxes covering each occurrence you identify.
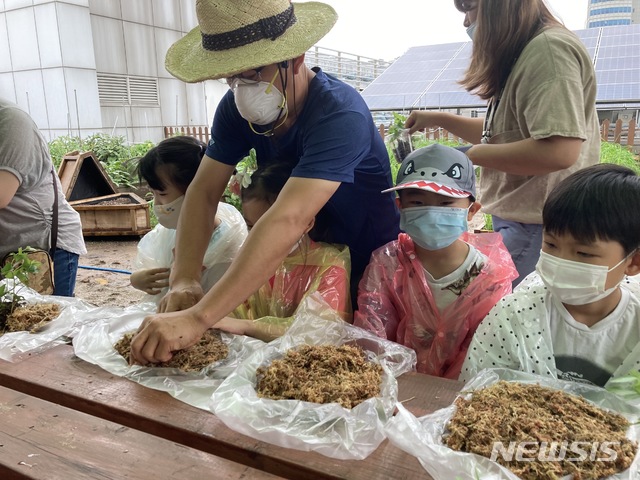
[1,1,389,145]
[0,0,229,143]
[587,0,640,27]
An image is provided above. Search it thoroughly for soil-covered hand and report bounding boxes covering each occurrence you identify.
[158,278,204,313]
[129,308,209,365]
[130,268,170,295]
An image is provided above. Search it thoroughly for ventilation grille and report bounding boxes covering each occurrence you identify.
[97,73,159,106]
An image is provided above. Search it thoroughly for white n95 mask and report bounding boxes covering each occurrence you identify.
[535,250,628,305]
[233,79,287,126]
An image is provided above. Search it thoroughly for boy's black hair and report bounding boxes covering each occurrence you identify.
[137,136,206,192]
[543,164,640,255]
[240,161,294,206]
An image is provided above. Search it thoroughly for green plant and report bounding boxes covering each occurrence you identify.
[48,134,157,188]
[223,149,258,212]
[129,140,155,159]
[386,112,408,141]
[483,213,493,231]
[600,141,640,174]
[48,135,83,168]
[0,247,42,329]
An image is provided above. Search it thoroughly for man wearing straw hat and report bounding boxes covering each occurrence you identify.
[131,0,400,364]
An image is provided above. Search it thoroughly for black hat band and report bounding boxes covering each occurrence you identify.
[201,5,297,52]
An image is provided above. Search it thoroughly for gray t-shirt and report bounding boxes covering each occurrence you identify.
[0,99,86,258]
[479,27,600,224]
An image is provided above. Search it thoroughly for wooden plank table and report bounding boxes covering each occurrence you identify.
[0,345,463,480]
[0,385,281,479]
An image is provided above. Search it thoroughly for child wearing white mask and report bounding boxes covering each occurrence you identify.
[214,161,351,341]
[130,136,247,298]
[460,164,640,391]
[354,144,517,379]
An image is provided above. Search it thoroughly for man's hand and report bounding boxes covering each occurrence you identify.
[129,308,209,365]
[158,278,204,313]
[130,268,170,295]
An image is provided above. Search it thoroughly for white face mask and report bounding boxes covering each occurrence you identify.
[466,22,477,41]
[153,195,184,229]
[535,250,630,305]
[232,79,287,126]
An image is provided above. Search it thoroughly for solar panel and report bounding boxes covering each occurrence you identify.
[362,24,640,111]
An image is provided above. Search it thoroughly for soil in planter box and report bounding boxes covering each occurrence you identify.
[92,198,136,206]
[0,303,61,335]
[114,329,228,371]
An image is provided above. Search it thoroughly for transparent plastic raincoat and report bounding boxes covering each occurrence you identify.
[354,232,517,379]
[133,202,247,295]
[231,240,351,338]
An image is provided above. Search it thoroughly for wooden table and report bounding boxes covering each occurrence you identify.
[0,345,463,480]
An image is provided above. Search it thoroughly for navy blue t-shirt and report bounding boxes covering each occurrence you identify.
[206,68,400,289]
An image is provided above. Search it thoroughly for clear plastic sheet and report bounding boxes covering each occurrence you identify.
[0,280,95,361]
[133,201,247,295]
[385,368,640,480]
[211,295,417,460]
[72,302,265,410]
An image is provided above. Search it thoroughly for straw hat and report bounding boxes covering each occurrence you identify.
[165,0,338,83]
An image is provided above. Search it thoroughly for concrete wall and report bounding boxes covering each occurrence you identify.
[0,0,228,143]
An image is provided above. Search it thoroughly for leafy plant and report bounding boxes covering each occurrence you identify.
[0,247,42,330]
[600,141,640,174]
[48,134,156,188]
[223,149,258,212]
[386,112,408,141]
[48,135,83,169]
[386,113,414,163]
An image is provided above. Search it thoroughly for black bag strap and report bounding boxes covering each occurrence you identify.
[50,168,59,255]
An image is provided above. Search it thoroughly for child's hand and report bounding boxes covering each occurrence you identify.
[130,268,170,295]
[214,317,251,336]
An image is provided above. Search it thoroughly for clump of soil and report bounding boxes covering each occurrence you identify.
[256,344,383,409]
[94,198,136,206]
[114,329,229,372]
[0,303,61,335]
[443,381,637,480]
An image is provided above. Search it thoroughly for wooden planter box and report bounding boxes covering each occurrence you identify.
[70,192,151,237]
[57,151,118,201]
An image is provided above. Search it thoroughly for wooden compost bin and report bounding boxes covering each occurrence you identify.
[70,192,151,237]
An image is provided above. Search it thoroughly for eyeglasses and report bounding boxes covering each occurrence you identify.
[225,67,265,86]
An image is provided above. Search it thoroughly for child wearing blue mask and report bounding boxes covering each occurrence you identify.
[460,164,640,391]
[130,136,247,298]
[354,144,517,378]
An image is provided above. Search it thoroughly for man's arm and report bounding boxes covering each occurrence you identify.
[158,156,234,312]
[467,136,583,175]
[0,170,19,208]
[130,175,341,364]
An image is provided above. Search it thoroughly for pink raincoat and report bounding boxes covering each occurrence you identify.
[354,232,517,379]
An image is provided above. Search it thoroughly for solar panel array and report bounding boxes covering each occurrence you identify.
[361,24,640,111]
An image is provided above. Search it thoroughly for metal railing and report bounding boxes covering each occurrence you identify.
[306,46,392,91]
